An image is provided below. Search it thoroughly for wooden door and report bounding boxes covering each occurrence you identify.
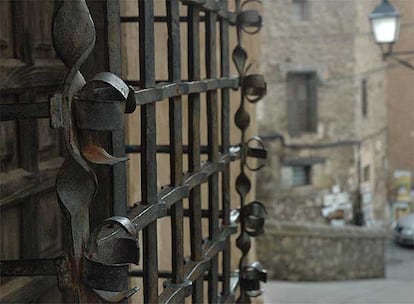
[0,1,66,302]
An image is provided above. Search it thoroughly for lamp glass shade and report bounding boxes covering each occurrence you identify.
[369,0,401,45]
[371,15,400,44]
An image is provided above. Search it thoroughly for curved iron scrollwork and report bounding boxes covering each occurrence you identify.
[233,1,268,302]
[0,0,269,302]
[52,1,138,302]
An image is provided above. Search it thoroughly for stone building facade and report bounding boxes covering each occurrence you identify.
[385,1,414,219]
[255,0,392,280]
[387,1,414,177]
[256,0,390,227]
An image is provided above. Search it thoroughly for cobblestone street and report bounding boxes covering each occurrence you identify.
[263,241,414,304]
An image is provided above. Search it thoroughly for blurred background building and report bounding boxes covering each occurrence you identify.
[256,0,413,281]
[257,0,390,227]
[385,0,414,221]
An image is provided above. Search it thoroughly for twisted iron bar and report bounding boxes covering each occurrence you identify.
[232,0,268,303]
[52,1,137,302]
[52,1,98,301]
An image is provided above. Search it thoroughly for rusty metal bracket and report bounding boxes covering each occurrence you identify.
[237,0,263,35]
[239,262,267,298]
[75,72,135,131]
[86,216,139,265]
[245,136,267,172]
[83,216,139,302]
[240,201,267,237]
[242,75,267,103]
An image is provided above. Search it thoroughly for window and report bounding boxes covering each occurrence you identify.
[362,78,368,117]
[292,0,310,21]
[287,72,318,136]
[292,165,312,186]
[363,165,370,182]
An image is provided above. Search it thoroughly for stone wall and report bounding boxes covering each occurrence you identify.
[257,138,361,224]
[386,1,414,176]
[257,0,389,225]
[257,222,386,281]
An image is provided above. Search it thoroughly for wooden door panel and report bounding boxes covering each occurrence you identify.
[0,120,18,172]
[38,192,62,255]
[0,1,14,59]
[0,0,65,92]
[1,59,66,92]
[26,1,56,60]
[0,207,20,260]
[0,0,66,302]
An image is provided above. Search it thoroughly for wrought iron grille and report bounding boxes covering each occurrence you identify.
[0,0,268,303]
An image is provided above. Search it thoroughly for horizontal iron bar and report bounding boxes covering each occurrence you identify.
[180,208,223,218]
[121,16,206,23]
[126,79,199,86]
[181,0,236,22]
[126,153,237,227]
[0,78,239,121]
[126,144,266,159]
[121,12,235,24]
[0,257,240,300]
[121,1,236,24]
[0,102,50,121]
[128,270,224,281]
[132,77,239,106]
[158,225,236,303]
[1,78,240,121]
[175,208,241,225]
[97,151,239,248]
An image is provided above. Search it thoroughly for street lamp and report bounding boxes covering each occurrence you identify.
[369,0,414,69]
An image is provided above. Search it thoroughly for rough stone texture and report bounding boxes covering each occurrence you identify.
[257,139,366,224]
[257,222,386,281]
[386,1,414,177]
[257,0,390,224]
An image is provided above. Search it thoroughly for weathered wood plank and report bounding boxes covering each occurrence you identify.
[0,59,66,91]
[0,158,63,210]
[0,0,65,302]
[0,207,20,260]
[0,276,58,303]
[0,121,18,171]
[0,1,13,59]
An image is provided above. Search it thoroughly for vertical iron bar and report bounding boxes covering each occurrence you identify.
[105,2,129,301]
[139,1,159,303]
[187,4,203,303]
[219,0,231,297]
[166,0,184,285]
[206,9,219,304]
[106,0,128,217]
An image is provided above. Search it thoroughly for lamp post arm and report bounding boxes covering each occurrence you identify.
[387,54,414,70]
[386,50,414,56]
